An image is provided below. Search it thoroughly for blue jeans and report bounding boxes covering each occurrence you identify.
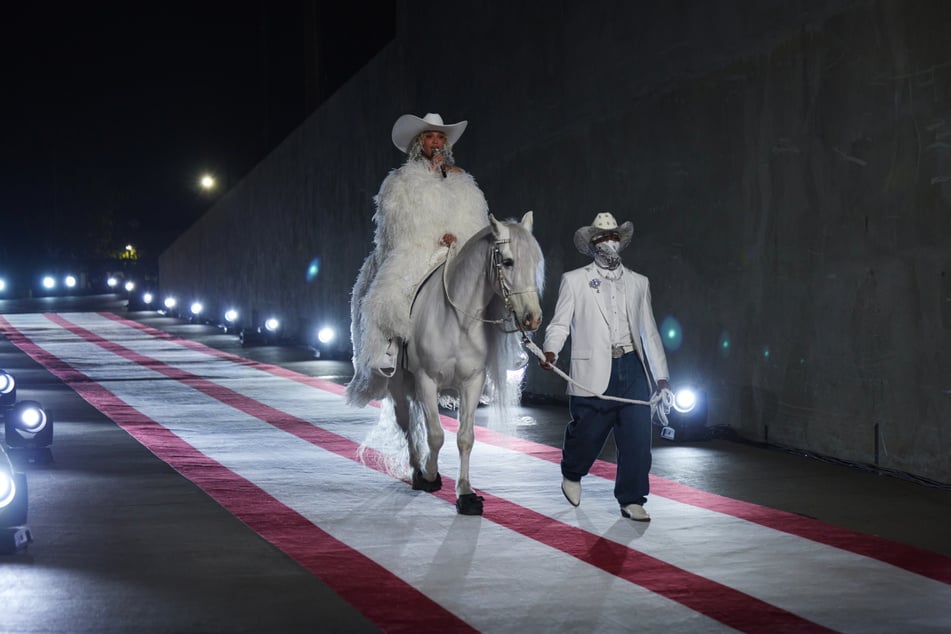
[561,352,652,506]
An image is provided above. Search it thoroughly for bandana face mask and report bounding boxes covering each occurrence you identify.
[593,240,621,270]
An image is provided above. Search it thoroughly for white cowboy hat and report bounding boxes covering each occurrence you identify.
[391,112,468,153]
[573,212,634,258]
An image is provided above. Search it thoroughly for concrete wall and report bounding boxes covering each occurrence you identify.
[160,0,951,483]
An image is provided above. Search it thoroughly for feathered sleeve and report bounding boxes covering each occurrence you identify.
[372,161,488,257]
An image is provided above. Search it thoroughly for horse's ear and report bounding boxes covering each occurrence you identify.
[489,213,503,237]
[521,210,534,233]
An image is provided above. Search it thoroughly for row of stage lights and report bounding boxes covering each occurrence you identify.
[0,369,49,553]
[122,288,341,355]
[0,274,81,295]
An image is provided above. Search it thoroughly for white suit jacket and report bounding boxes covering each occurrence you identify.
[543,263,669,397]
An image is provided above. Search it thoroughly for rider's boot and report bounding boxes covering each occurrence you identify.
[374,338,397,378]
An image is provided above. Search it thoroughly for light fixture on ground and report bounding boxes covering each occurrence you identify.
[0,444,31,553]
[64,275,77,289]
[4,400,53,450]
[223,309,240,334]
[0,371,15,410]
[240,315,282,346]
[41,276,55,290]
[124,281,135,293]
[310,325,338,358]
[0,278,7,293]
[160,296,177,316]
[659,387,709,442]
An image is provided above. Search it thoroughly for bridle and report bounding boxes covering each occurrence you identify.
[443,236,539,333]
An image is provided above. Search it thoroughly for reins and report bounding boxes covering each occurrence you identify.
[442,238,536,332]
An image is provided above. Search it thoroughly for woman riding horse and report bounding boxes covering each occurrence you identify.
[347,112,489,408]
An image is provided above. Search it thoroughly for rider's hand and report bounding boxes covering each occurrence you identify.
[440,233,457,247]
[656,379,671,392]
[540,351,556,370]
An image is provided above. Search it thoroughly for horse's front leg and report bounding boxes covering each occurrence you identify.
[411,375,445,492]
[455,373,486,515]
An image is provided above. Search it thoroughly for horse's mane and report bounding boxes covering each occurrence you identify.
[447,217,546,423]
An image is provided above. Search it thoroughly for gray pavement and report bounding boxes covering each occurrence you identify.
[0,294,949,632]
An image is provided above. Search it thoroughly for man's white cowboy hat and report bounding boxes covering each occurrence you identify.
[573,212,634,258]
[391,112,468,153]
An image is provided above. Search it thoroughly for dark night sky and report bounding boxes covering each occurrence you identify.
[1,2,393,280]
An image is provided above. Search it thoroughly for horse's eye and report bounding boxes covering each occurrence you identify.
[502,258,514,267]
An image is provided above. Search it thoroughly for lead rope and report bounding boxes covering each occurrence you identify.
[443,238,675,425]
[516,329,674,426]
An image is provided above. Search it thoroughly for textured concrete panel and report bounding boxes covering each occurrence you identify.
[160,1,951,482]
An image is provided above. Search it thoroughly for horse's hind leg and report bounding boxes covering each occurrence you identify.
[388,372,426,482]
[455,375,486,515]
[392,371,442,492]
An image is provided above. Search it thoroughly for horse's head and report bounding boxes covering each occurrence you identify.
[488,212,544,332]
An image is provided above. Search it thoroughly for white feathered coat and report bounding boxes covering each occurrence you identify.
[346,159,489,405]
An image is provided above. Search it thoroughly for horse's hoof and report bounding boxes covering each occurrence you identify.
[456,493,484,516]
[412,470,442,492]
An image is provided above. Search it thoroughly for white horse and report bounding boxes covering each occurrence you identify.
[386,212,544,515]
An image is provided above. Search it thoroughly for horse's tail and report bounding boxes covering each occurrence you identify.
[356,397,417,480]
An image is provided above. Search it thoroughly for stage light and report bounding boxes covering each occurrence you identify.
[0,445,30,552]
[64,275,77,289]
[143,292,154,304]
[224,309,238,323]
[42,276,55,290]
[107,277,118,288]
[0,278,6,293]
[164,297,177,309]
[4,401,53,449]
[317,327,335,344]
[124,281,135,292]
[0,466,15,509]
[190,302,203,316]
[659,387,709,442]
[0,371,15,409]
[673,388,697,413]
[264,318,280,332]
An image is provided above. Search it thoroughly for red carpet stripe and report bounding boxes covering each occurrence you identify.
[99,311,951,586]
[21,313,841,633]
[0,315,475,634]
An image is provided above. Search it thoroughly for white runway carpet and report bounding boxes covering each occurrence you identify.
[2,312,949,633]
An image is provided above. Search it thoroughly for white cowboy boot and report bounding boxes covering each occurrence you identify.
[375,338,397,377]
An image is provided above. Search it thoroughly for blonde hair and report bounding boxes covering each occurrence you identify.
[407,134,455,164]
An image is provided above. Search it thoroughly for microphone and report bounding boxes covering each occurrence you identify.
[433,148,448,178]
